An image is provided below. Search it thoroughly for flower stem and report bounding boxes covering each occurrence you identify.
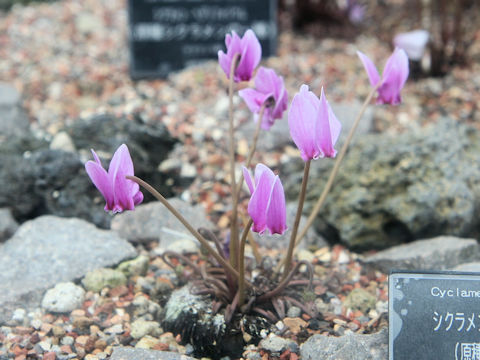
[238,218,253,307]
[126,175,240,281]
[281,159,311,280]
[294,84,380,248]
[228,53,241,271]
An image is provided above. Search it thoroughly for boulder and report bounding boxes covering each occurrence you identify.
[284,119,480,250]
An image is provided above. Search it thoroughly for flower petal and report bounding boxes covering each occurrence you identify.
[238,88,265,114]
[379,47,409,104]
[265,176,287,235]
[248,165,276,234]
[85,157,114,211]
[110,144,136,212]
[242,166,255,194]
[235,29,261,82]
[288,84,320,161]
[357,51,381,88]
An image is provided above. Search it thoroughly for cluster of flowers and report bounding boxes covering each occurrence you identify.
[86,29,409,305]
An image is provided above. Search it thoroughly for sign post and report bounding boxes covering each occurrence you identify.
[389,271,480,360]
[127,0,277,79]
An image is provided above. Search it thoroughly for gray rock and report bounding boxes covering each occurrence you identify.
[0,215,136,323]
[110,347,197,360]
[50,131,76,153]
[130,319,162,339]
[0,82,29,138]
[162,285,270,358]
[364,236,479,272]
[0,208,18,242]
[117,255,149,277]
[111,199,213,245]
[0,113,178,229]
[82,268,127,293]
[300,328,388,360]
[343,288,376,313]
[452,262,480,272]
[259,334,299,355]
[41,282,85,313]
[284,119,480,250]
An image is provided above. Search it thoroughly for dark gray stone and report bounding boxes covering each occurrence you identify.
[364,236,479,273]
[0,208,18,242]
[111,199,213,245]
[284,118,480,250]
[0,83,29,138]
[0,215,136,324]
[300,328,388,360]
[0,113,178,228]
[162,285,271,358]
[110,347,197,360]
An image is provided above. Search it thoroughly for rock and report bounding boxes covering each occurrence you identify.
[252,203,327,250]
[0,208,18,242]
[259,334,299,355]
[0,216,136,323]
[41,282,85,313]
[0,113,178,229]
[117,256,149,277]
[286,306,302,318]
[110,347,197,360]
[130,319,162,339]
[364,236,479,272]
[66,113,178,200]
[131,295,162,320]
[343,288,376,314]
[284,119,480,250]
[0,83,29,138]
[50,131,76,153]
[111,199,213,245]
[162,285,270,358]
[82,268,127,293]
[164,238,199,254]
[452,262,480,272]
[300,328,388,360]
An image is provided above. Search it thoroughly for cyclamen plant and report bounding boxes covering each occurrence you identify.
[86,29,408,321]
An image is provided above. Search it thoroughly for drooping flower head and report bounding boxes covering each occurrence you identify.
[85,144,143,213]
[242,164,287,235]
[288,85,341,162]
[393,29,429,61]
[218,29,261,83]
[357,47,409,105]
[239,66,288,130]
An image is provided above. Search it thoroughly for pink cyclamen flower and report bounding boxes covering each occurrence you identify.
[239,66,288,130]
[85,144,143,213]
[288,85,341,162]
[242,164,287,235]
[218,29,261,82]
[357,47,409,105]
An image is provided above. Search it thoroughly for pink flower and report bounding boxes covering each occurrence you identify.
[242,164,287,235]
[357,48,409,105]
[239,66,288,130]
[288,85,341,162]
[85,144,143,213]
[218,29,261,83]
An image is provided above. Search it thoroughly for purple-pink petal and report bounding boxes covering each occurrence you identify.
[242,166,255,194]
[356,51,381,88]
[265,176,287,235]
[288,84,320,161]
[85,159,114,211]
